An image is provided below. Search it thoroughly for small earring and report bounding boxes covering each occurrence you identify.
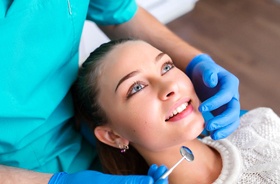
[119,144,129,153]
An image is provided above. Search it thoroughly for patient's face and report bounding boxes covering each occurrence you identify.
[98,40,204,152]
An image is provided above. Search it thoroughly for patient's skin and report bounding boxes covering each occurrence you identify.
[94,40,222,184]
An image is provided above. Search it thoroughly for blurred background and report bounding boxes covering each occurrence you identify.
[80,0,280,115]
[166,0,280,115]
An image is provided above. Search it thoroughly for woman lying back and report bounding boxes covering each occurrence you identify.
[73,38,280,184]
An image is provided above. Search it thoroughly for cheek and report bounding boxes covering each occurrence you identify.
[125,99,160,136]
[115,98,163,146]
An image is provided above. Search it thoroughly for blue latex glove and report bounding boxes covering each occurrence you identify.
[186,54,240,140]
[49,164,168,184]
[148,164,168,184]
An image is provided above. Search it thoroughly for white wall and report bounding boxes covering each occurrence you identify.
[79,0,198,64]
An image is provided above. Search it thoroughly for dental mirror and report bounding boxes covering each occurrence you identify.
[158,146,194,180]
[180,146,194,162]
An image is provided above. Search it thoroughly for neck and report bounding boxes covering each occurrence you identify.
[140,139,222,184]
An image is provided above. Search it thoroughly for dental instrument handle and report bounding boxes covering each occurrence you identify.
[158,156,185,180]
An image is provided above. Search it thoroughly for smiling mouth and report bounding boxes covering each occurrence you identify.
[165,100,191,121]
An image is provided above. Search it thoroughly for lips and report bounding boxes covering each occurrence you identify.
[165,100,192,121]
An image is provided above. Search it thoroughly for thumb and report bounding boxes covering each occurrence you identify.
[200,64,218,88]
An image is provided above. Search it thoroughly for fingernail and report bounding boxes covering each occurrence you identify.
[199,105,208,112]
[207,123,215,131]
[213,132,225,140]
[211,134,218,140]
[209,73,217,87]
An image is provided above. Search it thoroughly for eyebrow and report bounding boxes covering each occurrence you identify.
[115,52,167,92]
[115,71,139,92]
[155,52,166,63]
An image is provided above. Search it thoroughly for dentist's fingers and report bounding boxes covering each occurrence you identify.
[206,98,240,130]
[199,72,239,112]
[210,118,240,140]
[148,164,168,183]
[201,65,218,88]
[185,53,240,140]
[205,98,240,140]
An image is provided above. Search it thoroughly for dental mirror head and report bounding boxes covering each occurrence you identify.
[158,146,194,180]
[180,146,194,162]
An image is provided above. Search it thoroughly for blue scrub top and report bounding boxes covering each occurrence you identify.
[0,0,137,173]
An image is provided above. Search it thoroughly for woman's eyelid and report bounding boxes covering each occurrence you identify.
[126,81,147,98]
[161,61,175,75]
[125,58,174,99]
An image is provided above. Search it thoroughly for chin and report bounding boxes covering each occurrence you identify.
[183,118,205,140]
[193,116,205,135]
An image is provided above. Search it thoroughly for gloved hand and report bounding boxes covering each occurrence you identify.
[49,164,168,184]
[148,164,168,184]
[186,53,240,140]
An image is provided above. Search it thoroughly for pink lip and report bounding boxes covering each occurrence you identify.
[165,98,192,121]
[166,104,193,122]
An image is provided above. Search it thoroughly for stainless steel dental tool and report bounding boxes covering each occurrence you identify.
[157,146,194,181]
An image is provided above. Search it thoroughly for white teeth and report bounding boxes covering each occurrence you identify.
[174,103,188,114]
[168,102,188,120]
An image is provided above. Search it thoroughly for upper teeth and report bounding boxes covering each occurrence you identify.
[167,102,188,120]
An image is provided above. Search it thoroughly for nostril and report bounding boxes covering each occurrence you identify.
[166,91,174,97]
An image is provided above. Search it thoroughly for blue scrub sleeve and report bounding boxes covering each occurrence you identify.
[87,0,138,25]
[0,0,95,173]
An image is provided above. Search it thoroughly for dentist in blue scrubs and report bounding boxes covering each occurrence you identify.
[0,0,240,183]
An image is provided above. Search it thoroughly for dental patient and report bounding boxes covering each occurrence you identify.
[72,38,280,184]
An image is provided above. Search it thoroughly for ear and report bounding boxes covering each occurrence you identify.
[94,126,129,149]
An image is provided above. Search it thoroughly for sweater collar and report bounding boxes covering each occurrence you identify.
[200,137,243,183]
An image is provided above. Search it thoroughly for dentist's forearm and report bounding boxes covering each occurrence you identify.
[99,6,202,71]
[0,165,52,184]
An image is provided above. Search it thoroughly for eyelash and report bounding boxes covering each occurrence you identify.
[126,81,147,99]
[162,61,174,75]
[126,61,174,99]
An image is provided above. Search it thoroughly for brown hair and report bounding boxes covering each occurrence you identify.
[72,38,149,175]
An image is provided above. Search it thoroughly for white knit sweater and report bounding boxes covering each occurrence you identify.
[201,107,280,184]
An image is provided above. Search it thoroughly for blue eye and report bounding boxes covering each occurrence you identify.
[127,81,147,98]
[162,62,174,74]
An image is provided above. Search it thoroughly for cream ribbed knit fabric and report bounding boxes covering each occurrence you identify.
[201,107,280,184]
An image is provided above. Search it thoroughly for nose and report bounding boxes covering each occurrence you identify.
[157,80,179,101]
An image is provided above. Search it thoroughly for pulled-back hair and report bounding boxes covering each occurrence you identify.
[72,38,149,175]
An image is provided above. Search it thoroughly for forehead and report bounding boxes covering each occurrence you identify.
[98,40,160,89]
[100,40,160,74]
[107,40,159,64]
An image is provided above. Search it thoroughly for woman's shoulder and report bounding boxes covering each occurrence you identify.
[238,107,279,137]
[229,107,280,143]
[228,107,280,183]
[240,107,279,125]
